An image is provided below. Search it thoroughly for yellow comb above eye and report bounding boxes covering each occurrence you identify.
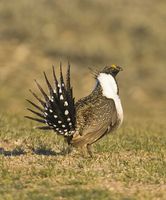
[111,64,117,68]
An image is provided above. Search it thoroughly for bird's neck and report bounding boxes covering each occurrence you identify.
[92,81,103,96]
[94,73,119,98]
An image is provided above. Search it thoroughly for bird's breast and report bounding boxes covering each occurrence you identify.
[97,72,123,127]
[115,96,123,127]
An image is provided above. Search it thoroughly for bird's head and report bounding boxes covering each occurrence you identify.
[89,64,123,95]
[100,64,123,77]
[89,64,123,80]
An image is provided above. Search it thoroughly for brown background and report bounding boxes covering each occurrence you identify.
[0,0,165,121]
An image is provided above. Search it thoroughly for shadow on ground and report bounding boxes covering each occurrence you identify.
[0,147,70,157]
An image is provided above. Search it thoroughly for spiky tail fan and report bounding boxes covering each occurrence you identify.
[25,63,76,137]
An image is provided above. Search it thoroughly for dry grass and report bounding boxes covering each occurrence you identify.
[0,114,166,199]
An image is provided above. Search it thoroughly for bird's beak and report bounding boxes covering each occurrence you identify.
[118,66,123,71]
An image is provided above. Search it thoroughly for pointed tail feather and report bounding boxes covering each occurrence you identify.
[27,108,45,119]
[52,65,59,96]
[26,99,43,112]
[43,72,54,97]
[66,62,71,90]
[34,80,49,102]
[26,63,76,137]
[60,62,65,87]
[24,116,46,123]
[29,89,46,107]
[35,126,52,130]
[66,62,76,126]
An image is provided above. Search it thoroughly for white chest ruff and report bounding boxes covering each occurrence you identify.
[97,73,123,126]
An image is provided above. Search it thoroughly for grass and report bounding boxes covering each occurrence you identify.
[0,114,166,200]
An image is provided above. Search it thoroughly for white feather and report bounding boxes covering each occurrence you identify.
[60,95,64,100]
[97,73,123,126]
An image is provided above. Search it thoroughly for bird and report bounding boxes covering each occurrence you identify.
[25,63,123,156]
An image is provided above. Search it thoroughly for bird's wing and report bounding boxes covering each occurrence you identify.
[72,98,117,146]
[25,63,76,137]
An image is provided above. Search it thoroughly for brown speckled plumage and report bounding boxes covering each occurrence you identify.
[72,84,118,147]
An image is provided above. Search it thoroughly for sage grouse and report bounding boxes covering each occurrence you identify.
[25,63,123,156]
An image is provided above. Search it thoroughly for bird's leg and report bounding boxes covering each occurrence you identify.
[87,144,93,158]
[61,138,73,155]
[78,145,93,157]
[64,144,73,155]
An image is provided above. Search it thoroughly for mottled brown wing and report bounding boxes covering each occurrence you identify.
[72,98,117,147]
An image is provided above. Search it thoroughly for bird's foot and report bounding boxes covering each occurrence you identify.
[87,144,93,158]
[60,145,73,155]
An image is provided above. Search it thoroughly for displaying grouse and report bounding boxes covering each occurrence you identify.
[25,63,123,156]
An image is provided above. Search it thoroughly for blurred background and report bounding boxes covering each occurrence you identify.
[0,0,165,121]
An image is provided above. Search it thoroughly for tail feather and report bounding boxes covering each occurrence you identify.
[27,108,45,119]
[24,116,46,123]
[66,61,71,90]
[52,65,60,97]
[35,126,52,130]
[60,62,65,86]
[66,63,76,126]
[26,99,43,112]
[26,63,76,137]
[34,80,49,102]
[29,89,46,107]
[43,72,54,97]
